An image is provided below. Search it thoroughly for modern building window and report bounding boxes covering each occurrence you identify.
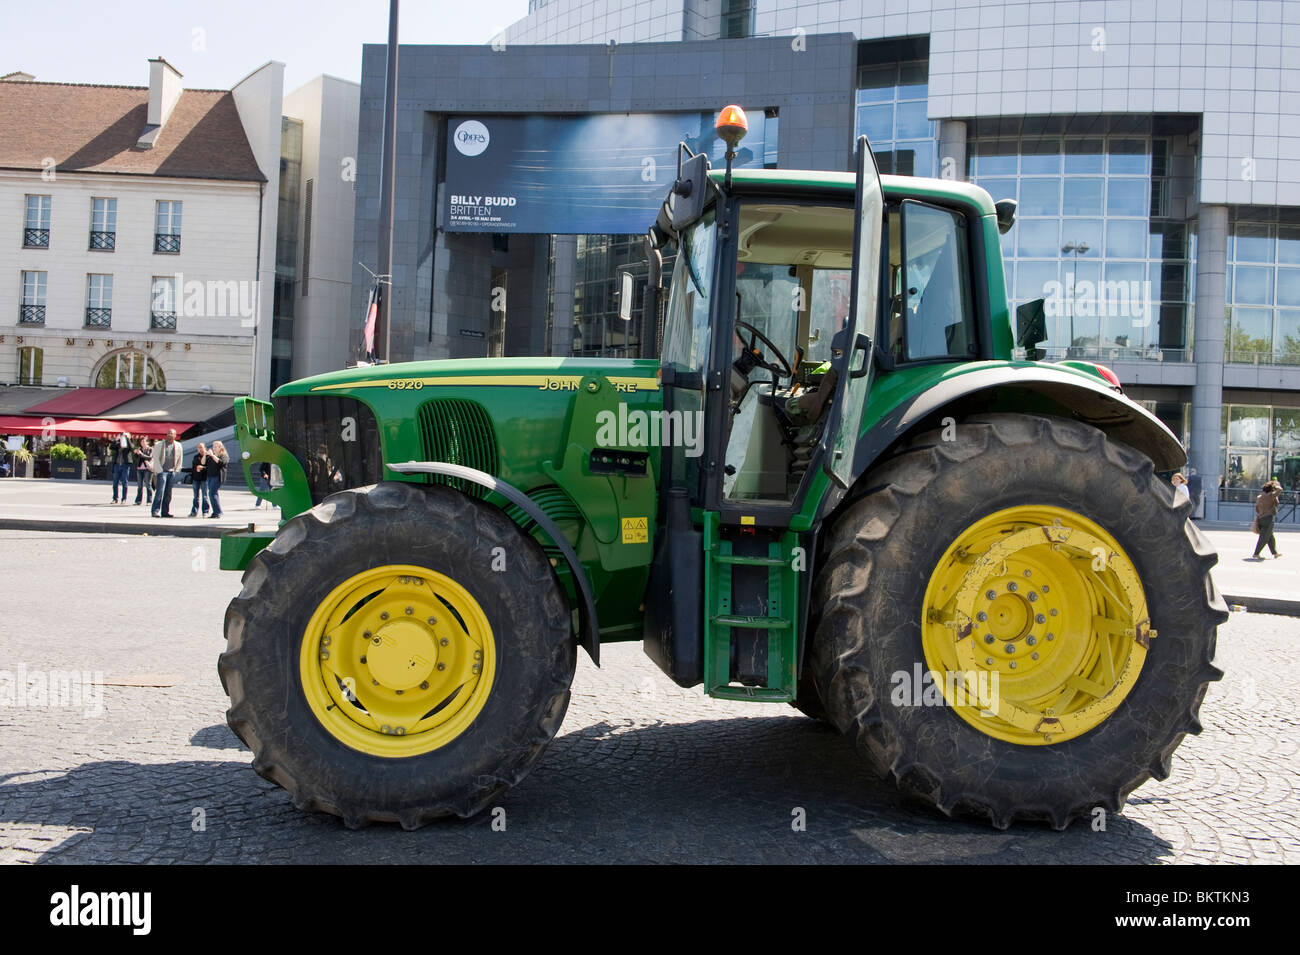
[151,276,177,330]
[568,233,646,357]
[17,346,43,386]
[93,348,166,391]
[86,274,113,327]
[970,119,1191,362]
[24,195,51,248]
[20,271,47,325]
[1222,207,1300,365]
[1218,403,1300,501]
[155,200,182,253]
[90,197,117,251]
[855,56,937,178]
[721,0,755,39]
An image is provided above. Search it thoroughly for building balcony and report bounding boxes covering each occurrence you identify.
[23,228,49,249]
[154,233,181,254]
[85,307,112,328]
[151,310,177,330]
[19,304,45,325]
[89,230,116,251]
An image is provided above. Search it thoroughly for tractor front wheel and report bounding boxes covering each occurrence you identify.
[807,413,1225,829]
[219,481,575,828]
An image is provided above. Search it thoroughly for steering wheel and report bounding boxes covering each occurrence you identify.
[735,321,793,381]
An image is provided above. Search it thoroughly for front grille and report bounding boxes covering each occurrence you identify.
[416,398,499,499]
[273,394,383,505]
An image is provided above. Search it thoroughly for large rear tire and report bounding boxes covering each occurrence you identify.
[806,414,1226,829]
[219,481,576,828]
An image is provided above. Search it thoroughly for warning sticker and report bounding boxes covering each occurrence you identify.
[621,517,649,544]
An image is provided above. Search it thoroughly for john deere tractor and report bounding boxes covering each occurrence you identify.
[218,107,1225,830]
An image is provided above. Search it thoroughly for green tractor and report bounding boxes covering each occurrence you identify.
[218,108,1225,830]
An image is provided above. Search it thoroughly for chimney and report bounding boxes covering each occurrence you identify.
[137,57,183,149]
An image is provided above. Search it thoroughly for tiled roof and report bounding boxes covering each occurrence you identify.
[0,81,265,182]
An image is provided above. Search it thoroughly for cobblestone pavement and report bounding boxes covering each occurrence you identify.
[0,530,1296,864]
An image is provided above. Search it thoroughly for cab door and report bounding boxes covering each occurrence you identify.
[821,135,885,488]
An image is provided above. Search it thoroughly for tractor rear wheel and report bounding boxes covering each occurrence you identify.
[806,413,1225,829]
[219,481,575,828]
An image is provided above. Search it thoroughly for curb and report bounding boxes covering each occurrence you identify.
[0,517,251,539]
[1222,593,1300,618]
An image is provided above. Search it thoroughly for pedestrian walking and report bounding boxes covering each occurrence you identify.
[1171,472,1191,503]
[109,430,134,503]
[1252,480,1283,559]
[253,460,272,507]
[206,440,230,518]
[133,437,153,504]
[188,442,211,517]
[150,428,184,518]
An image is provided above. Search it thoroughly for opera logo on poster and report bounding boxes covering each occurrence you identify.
[453,120,490,157]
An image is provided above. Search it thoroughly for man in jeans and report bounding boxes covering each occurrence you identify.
[1252,480,1284,559]
[109,430,133,503]
[150,428,184,518]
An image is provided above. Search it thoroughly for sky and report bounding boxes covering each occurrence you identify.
[0,0,528,92]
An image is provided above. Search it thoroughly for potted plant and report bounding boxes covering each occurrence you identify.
[49,443,87,480]
[3,439,34,478]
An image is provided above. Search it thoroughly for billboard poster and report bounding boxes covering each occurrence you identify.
[442,111,771,235]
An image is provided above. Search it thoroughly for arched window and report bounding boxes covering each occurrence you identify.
[17,346,43,386]
[93,349,166,391]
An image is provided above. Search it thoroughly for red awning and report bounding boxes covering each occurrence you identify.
[23,388,145,416]
[0,416,194,439]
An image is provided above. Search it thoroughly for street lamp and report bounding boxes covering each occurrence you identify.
[1062,241,1090,355]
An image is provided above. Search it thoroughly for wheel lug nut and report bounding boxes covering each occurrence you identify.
[1005,644,1015,654]
[1027,592,1038,602]
[428,617,437,625]
[1046,633,1055,641]
[984,634,994,644]
[474,650,483,661]
[396,689,404,695]
[373,637,381,645]
[1026,635,1037,646]
[1032,652,1039,660]
[1007,581,1018,592]
[1009,661,1017,669]
[986,657,994,665]
[437,662,446,671]
[420,681,429,690]
[472,664,481,674]
[405,607,414,615]
[986,589,997,600]
[363,630,372,638]
[360,655,367,663]
[440,638,449,647]
[1050,608,1058,616]
[1042,585,1050,593]
[380,612,389,620]
[1023,569,1032,577]
[976,612,988,622]
[1035,613,1046,624]
[371,679,379,685]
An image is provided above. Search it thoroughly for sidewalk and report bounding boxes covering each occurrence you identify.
[0,478,278,538]
[1201,526,1300,616]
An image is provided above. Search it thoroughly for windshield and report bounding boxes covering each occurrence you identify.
[661,208,717,373]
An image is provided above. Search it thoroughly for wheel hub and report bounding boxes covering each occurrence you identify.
[922,506,1153,745]
[299,565,496,757]
[368,622,437,690]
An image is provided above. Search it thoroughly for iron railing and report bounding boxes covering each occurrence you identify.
[154,233,181,253]
[18,304,45,325]
[85,307,112,327]
[22,228,49,248]
[89,230,115,251]
[151,310,177,330]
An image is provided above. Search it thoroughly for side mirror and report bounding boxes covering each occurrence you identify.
[668,151,711,232]
[995,199,1018,235]
[618,271,634,322]
[1016,298,1047,360]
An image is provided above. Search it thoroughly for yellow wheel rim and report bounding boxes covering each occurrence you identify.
[920,506,1153,746]
[300,564,496,758]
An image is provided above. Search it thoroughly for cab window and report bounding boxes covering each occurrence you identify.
[887,201,977,362]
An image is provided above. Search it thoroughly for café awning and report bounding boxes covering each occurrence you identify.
[23,387,144,416]
[0,416,194,439]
